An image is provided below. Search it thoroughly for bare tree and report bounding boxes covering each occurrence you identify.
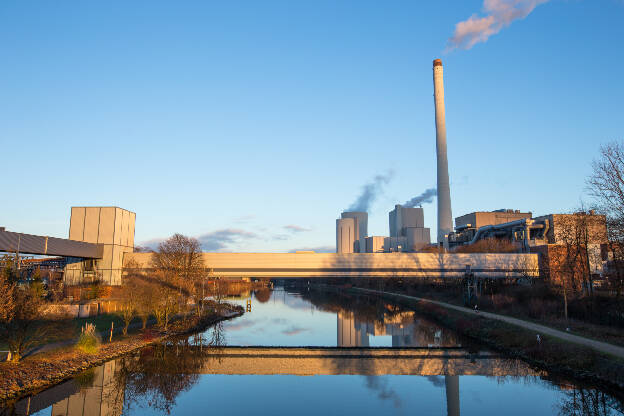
[136,279,154,329]
[587,141,624,223]
[0,263,15,322]
[1,284,49,361]
[453,238,518,253]
[587,141,624,296]
[152,234,205,317]
[551,214,592,319]
[117,279,141,335]
[148,272,179,331]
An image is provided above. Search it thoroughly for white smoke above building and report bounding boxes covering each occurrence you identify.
[347,171,394,212]
[447,0,550,51]
[403,188,437,208]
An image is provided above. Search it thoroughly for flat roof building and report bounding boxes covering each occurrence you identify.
[455,210,532,230]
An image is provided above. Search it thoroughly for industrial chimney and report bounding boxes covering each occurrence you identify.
[433,59,453,245]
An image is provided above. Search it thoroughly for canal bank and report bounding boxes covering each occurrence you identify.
[0,303,244,404]
[324,284,624,394]
[3,285,624,415]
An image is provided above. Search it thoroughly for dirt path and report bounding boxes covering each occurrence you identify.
[355,287,624,360]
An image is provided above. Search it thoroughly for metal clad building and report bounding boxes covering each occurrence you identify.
[66,207,136,285]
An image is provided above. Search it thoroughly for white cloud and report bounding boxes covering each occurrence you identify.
[283,224,311,233]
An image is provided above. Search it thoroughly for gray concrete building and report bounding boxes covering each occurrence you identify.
[341,211,368,240]
[455,209,532,230]
[389,205,425,237]
[388,205,431,251]
[65,207,135,285]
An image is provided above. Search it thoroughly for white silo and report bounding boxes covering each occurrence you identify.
[336,217,356,253]
[341,211,368,240]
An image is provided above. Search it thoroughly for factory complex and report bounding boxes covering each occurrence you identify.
[0,59,609,287]
[336,206,431,254]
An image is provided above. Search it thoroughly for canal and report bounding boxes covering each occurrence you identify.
[3,284,624,415]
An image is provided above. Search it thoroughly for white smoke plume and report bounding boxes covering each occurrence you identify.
[447,0,550,51]
[347,171,394,212]
[403,188,437,208]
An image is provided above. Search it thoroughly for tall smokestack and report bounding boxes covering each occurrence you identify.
[433,59,453,244]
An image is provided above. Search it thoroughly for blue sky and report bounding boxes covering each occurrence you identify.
[1,1,623,252]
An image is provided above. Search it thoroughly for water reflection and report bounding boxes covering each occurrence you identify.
[2,286,623,416]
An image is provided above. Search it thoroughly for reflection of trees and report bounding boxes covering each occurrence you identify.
[557,387,624,416]
[110,338,204,414]
[101,323,228,415]
[124,344,200,414]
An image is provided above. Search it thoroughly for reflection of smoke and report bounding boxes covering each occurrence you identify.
[364,376,402,408]
[448,0,550,51]
[348,172,394,212]
[404,188,436,208]
[426,376,445,388]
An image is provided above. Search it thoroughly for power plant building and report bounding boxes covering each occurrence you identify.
[335,217,356,254]
[340,212,368,240]
[336,211,368,253]
[336,206,431,253]
[389,204,431,251]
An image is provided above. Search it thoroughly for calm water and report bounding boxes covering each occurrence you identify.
[3,284,623,416]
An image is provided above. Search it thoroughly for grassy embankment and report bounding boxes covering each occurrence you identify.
[0,301,243,403]
[329,283,624,395]
[350,277,624,348]
[0,313,148,353]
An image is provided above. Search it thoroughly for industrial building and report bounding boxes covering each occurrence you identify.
[449,209,534,247]
[64,207,136,285]
[448,209,609,281]
[335,211,368,254]
[335,205,431,253]
[448,210,607,250]
[0,206,135,286]
[388,204,431,252]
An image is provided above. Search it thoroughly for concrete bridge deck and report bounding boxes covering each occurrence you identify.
[125,252,539,279]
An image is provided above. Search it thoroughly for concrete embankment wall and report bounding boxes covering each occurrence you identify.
[124,252,538,278]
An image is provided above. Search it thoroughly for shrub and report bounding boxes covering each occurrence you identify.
[74,367,96,389]
[75,323,101,354]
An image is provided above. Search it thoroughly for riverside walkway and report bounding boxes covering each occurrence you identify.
[354,287,624,359]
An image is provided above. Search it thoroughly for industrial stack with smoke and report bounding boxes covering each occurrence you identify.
[336,59,453,253]
[433,59,453,246]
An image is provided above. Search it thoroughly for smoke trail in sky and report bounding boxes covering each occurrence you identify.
[403,188,437,208]
[447,0,550,51]
[347,171,394,212]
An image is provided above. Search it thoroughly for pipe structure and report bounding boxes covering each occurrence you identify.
[433,59,453,244]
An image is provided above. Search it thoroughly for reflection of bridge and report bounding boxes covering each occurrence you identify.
[197,346,538,416]
[5,348,542,416]
[198,347,540,377]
